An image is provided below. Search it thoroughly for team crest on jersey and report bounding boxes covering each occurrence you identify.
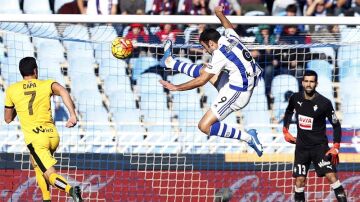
[242,49,253,61]
[298,114,313,130]
[313,105,318,111]
[207,64,213,69]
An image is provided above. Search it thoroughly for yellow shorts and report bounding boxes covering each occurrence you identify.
[27,132,60,173]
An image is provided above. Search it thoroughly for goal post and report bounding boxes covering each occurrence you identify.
[0,14,360,202]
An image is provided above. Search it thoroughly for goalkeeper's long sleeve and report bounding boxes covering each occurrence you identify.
[283,94,295,128]
[325,102,342,144]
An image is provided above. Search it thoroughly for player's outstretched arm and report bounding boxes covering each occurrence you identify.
[160,71,214,91]
[214,6,233,29]
[51,82,77,128]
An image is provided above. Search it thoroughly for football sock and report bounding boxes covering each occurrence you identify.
[209,121,252,141]
[49,173,72,194]
[34,166,51,201]
[331,180,347,202]
[294,186,305,202]
[166,58,202,78]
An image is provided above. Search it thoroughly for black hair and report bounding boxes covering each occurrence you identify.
[19,57,38,77]
[286,4,297,13]
[199,28,221,45]
[303,70,318,82]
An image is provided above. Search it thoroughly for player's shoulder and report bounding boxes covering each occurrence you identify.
[224,28,238,36]
[290,92,302,100]
[315,92,332,105]
[38,79,56,86]
[6,81,22,93]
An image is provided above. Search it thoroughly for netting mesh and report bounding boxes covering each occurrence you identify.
[0,22,359,201]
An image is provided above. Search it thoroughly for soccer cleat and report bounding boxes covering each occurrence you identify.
[69,186,83,202]
[160,39,173,68]
[246,129,263,157]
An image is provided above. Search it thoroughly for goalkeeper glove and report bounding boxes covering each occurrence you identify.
[325,143,340,165]
[283,127,296,144]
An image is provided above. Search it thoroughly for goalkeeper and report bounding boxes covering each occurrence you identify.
[283,70,347,202]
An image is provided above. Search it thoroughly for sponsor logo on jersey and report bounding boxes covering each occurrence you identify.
[297,101,303,106]
[206,64,213,69]
[32,126,54,134]
[298,114,313,130]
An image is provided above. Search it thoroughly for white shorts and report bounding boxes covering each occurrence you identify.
[211,83,253,121]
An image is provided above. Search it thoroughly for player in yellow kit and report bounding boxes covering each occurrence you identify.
[4,57,83,202]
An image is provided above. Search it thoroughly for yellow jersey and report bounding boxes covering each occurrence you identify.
[5,79,58,144]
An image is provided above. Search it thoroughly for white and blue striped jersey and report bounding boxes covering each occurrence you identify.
[205,28,262,92]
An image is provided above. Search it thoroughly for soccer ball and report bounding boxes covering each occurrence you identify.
[111,37,133,59]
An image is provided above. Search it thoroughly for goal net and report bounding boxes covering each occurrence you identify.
[0,15,359,201]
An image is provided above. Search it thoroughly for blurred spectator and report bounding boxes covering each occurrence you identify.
[152,0,177,15]
[77,0,117,15]
[155,24,180,43]
[255,25,276,45]
[275,90,294,124]
[233,9,267,37]
[311,24,340,43]
[185,24,207,44]
[119,0,145,14]
[278,25,308,44]
[126,23,149,43]
[274,4,305,41]
[53,97,69,122]
[180,0,210,15]
[306,0,333,32]
[238,0,268,14]
[351,0,360,16]
[272,0,297,16]
[297,0,307,15]
[208,0,241,15]
[306,0,332,16]
[333,0,352,15]
[184,24,207,61]
[57,0,81,14]
[254,25,276,96]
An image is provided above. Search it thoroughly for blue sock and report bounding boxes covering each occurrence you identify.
[169,60,202,78]
[209,121,241,140]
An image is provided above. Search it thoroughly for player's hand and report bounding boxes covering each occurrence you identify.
[66,116,77,128]
[283,127,296,144]
[159,80,178,91]
[214,5,224,14]
[325,143,340,165]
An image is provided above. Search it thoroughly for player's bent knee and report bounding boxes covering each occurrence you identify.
[198,122,210,135]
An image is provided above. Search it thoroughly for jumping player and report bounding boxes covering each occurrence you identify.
[159,5,264,156]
